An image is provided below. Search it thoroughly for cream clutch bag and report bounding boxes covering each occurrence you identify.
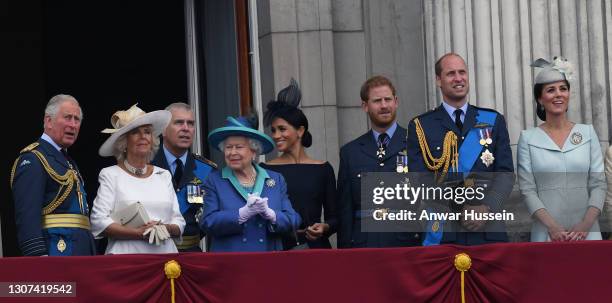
[111,201,150,228]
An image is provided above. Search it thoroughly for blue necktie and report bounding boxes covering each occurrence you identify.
[378,133,390,149]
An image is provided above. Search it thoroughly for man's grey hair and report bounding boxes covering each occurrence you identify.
[165,102,193,113]
[45,94,83,120]
[218,137,263,162]
[112,130,161,163]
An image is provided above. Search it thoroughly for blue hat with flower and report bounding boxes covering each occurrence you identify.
[208,114,275,154]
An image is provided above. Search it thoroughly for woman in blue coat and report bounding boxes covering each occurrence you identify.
[200,113,301,252]
[518,57,606,242]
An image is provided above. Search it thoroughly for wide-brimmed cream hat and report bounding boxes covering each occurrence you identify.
[98,104,171,157]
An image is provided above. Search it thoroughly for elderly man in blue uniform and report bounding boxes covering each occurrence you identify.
[406,53,514,245]
[10,94,95,256]
[337,75,421,248]
[152,102,216,251]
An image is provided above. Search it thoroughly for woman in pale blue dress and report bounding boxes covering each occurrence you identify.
[517,57,606,242]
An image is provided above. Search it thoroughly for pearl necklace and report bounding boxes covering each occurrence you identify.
[124,160,146,176]
[239,167,257,187]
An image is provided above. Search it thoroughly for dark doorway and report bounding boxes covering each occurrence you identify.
[2,0,188,256]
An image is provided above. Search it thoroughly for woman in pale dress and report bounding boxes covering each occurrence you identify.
[517,57,606,242]
[90,104,185,254]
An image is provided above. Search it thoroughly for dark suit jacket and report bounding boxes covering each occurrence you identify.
[406,104,514,245]
[337,124,421,248]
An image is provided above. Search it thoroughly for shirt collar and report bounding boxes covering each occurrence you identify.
[372,121,398,142]
[442,101,469,122]
[41,133,62,151]
[163,145,188,172]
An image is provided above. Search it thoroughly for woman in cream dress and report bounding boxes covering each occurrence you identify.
[518,58,606,242]
[90,105,185,254]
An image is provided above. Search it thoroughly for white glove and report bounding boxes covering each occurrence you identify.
[253,197,276,224]
[246,192,260,206]
[156,225,170,241]
[238,193,261,224]
[143,226,156,244]
[143,224,171,245]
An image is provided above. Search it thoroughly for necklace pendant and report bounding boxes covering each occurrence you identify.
[124,160,145,176]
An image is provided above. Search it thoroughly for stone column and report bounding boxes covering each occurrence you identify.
[257,0,340,169]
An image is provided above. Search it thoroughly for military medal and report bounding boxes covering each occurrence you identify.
[570,132,583,145]
[377,146,386,159]
[480,149,495,167]
[187,184,204,204]
[479,129,493,145]
[187,177,204,204]
[57,237,66,253]
[479,129,486,146]
[479,128,495,167]
[396,153,408,173]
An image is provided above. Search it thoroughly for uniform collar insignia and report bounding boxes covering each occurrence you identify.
[191,177,203,185]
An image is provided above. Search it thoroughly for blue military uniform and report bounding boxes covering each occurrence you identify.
[152,148,216,251]
[337,123,421,248]
[10,138,95,256]
[406,104,514,245]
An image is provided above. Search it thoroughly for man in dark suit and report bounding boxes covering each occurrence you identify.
[11,94,95,256]
[152,102,216,251]
[337,76,421,248]
[406,53,514,245]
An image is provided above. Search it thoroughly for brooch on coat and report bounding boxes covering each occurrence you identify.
[570,132,583,145]
[266,179,276,188]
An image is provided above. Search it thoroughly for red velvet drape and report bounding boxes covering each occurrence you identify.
[1,241,610,302]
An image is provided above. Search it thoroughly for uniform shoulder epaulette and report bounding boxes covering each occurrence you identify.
[193,154,218,169]
[412,108,436,121]
[20,142,39,153]
[471,105,499,114]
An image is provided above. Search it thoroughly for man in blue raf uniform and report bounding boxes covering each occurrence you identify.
[337,76,420,248]
[152,102,216,251]
[407,53,514,245]
[10,94,95,256]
